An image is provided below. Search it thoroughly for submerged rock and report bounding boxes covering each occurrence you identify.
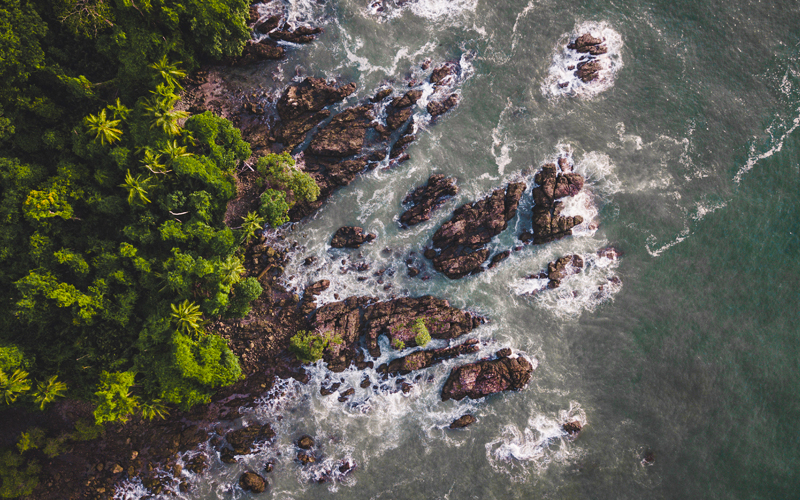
[427,182,526,278]
[400,174,458,227]
[441,355,534,401]
[378,339,480,375]
[331,226,376,248]
[239,471,267,493]
[224,423,276,456]
[449,414,477,429]
[296,435,314,450]
[562,420,582,435]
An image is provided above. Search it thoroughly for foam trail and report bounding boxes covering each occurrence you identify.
[733,107,800,184]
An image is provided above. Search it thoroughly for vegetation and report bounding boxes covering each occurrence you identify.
[412,318,431,347]
[391,338,406,350]
[289,330,341,364]
[256,153,320,227]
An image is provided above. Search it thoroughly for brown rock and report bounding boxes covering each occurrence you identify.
[441,355,534,401]
[239,471,267,493]
[224,423,276,455]
[379,339,480,375]
[427,93,459,118]
[399,173,459,227]
[296,435,314,449]
[562,420,582,435]
[449,414,477,429]
[331,226,376,248]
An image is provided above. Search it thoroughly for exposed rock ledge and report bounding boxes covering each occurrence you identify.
[441,350,534,401]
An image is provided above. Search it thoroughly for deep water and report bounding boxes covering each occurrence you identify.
[118,0,800,498]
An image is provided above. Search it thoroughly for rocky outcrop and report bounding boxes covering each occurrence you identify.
[566,34,608,83]
[296,435,314,449]
[400,174,458,227]
[310,295,486,369]
[309,105,374,157]
[449,414,477,429]
[239,471,267,493]
[427,93,459,118]
[274,78,358,149]
[331,226,376,248]
[386,90,421,131]
[427,182,526,278]
[223,423,276,457]
[441,354,533,401]
[269,24,323,44]
[228,40,285,66]
[378,339,479,375]
[430,64,455,85]
[524,162,584,245]
[562,420,582,435]
[526,254,585,289]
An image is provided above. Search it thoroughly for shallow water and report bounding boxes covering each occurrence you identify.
[117,0,800,498]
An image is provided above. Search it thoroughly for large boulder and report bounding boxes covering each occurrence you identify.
[449,414,477,429]
[331,226,376,248]
[400,174,458,227]
[269,24,323,44]
[427,182,526,278]
[239,472,267,493]
[427,93,459,118]
[441,355,533,401]
[546,254,584,288]
[274,78,357,149]
[528,162,584,244]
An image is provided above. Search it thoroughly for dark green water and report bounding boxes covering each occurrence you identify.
[117,0,800,498]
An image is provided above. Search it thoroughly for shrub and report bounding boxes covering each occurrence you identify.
[391,338,406,350]
[259,189,290,228]
[289,331,340,364]
[412,318,431,347]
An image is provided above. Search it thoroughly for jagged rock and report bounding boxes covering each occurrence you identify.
[576,60,602,82]
[427,182,526,279]
[563,420,582,435]
[248,5,260,24]
[308,105,374,157]
[391,90,423,109]
[331,226,376,248]
[297,451,315,465]
[239,472,267,493]
[264,461,274,473]
[274,78,357,149]
[185,454,208,474]
[567,34,607,55]
[488,250,511,269]
[544,254,584,288]
[372,87,393,102]
[224,423,276,455]
[441,355,534,401]
[529,162,584,244]
[269,24,323,44]
[427,93,459,118]
[400,174,458,227]
[229,40,285,66]
[495,348,512,358]
[385,90,421,130]
[449,414,477,429]
[296,435,314,450]
[430,65,454,84]
[378,339,479,375]
[255,15,282,34]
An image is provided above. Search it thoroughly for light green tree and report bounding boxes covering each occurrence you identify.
[84,109,122,145]
[120,170,153,206]
[32,375,68,410]
[170,300,204,335]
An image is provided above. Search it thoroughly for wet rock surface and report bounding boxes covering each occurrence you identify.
[427,93,460,118]
[563,420,583,435]
[224,423,276,456]
[539,254,585,288]
[449,414,477,429]
[311,295,486,368]
[239,471,267,493]
[567,34,608,83]
[331,226,376,248]
[441,354,534,401]
[400,174,459,227]
[378,339,480,375]
[526,161,584,244]
[309,105,374,157]
[427,182,526,278]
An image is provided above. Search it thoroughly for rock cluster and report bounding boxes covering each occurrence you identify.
[441,352,534,401]
[400,174,458,227]
[527,254,585,289]
[220,423,276,463]
[426,182,526,278]
[522,160,584,245]
[310,295,486,369]
[331,226,376,248]
[567,34,608,83]
[378,339,480,375]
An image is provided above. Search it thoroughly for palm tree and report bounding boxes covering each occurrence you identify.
[152,108,190,136]
[84,109,122,145]
[120,170,153,206]
[218,255,245,287]
[0,368,31,404]
[141,149,170,174]
[140,399,170,420]
[33,375,68,410]
[161,140,192,163]
[150,56,187,89]
[107,98,130,120]
[241,211,266,243]
[170,300,204,335]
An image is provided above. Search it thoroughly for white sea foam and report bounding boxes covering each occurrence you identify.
[485,402,586,481]
[366,0,478,23]
[542,21,624,100]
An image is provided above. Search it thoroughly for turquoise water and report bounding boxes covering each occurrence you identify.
[119,0,800,498]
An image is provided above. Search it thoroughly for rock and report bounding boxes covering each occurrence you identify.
[296,435,314,450]
[341,387,355,397]
[401,382,412,393]
[308,105,374,157]
[360,376,371,388]
[248,5,260,24]
[642,449,656,464]
[269,24,323,44]
[331,226,376,248]
[305,279,330,297]
[495,347,512,358]
[229,40,285,66]
[441,355,534,401]
[274,78,357,149]
[264,461,274,473]
[487,250,511,269]
[224,423,276,455]
[297,451,315,465]
[372,87,393,102]
[529,162,585,244]
[255,15,282,34]
[303,256,316,266]
[385,90,421,131]
[427,93,459,118]
[379,339,479,375]
[597,246,621,260]
[575,60,602,82]
[391,90,423,109]
[449,414,477,429]
[400,174,458,227]
[567,34,604,53]
[562,420,582,435]
[185,454,208,474]
[427,182,526,279]
[430,65,453,84]
[239,472,267,493]
[546,254,584,288]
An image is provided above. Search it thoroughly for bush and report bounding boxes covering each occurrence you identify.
[391,338,406,350]
[226,278,263,318]
[412,318,431,347]
[259,189,290,228]
[289,331,340,364]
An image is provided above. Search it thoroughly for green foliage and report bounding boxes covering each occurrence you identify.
[33,376,68,410]
[391,338,406,350]
[260,189,290,228]
[412,318,431,347]
[240,211,265,243]
[140,399,169,421]
[84,109,122,145]
[70,419,104,441]
[16,429,45,454]
[226,277,262,318]
[0,450,40,498]
[0,369,31,404]
[42,435,68,459]
[256,152,320,204]
[289,330,341,364]
[93,371,139,425]
[170,300,204,336]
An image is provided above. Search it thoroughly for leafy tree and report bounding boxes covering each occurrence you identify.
[260,189,290,228]
[170,300,204,336]
[16,429,45,454]
[93,371,139,425]
[0,369,31,404]
[289,331,341,364]
[0,450,40,498]
[412,318,431,347]
[32,376,68,410]
[226,277,262,318]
